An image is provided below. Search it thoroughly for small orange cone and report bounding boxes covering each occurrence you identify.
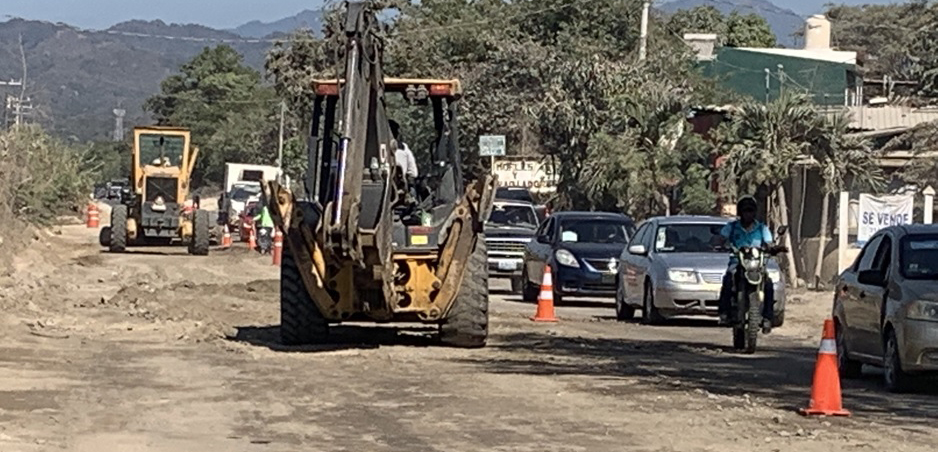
[272,230,283,265]
[221,226,232,248]
[531,266,558,322]
[800,319,850,416]
[86,203,99,228]
[248,227,257,251]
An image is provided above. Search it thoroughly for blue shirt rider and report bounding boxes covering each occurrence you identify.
[714,196,777,333]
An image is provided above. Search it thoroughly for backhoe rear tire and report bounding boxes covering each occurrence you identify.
[109,205,128,253]
[280,241,328,345]
[188,209,210,256]
[440,237,489,348]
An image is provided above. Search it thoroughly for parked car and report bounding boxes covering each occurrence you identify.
[222,183,262,231]
[521,211,635,304]
[616,216,787,325]
[834,224,938,392]
[485,200,541,293]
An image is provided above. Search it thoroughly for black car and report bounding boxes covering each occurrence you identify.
[521,211,635,303]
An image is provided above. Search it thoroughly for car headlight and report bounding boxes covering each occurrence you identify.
[554,249,580,268]
[766,269,781,283]
[908,300,938,322]
[668,269,698,283]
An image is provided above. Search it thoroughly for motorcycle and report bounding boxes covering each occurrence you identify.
[729,225,788,354]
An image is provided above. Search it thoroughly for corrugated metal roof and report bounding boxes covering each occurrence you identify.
[827,106,938,131]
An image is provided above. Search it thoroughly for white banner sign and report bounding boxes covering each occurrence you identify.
[858,193,914,243]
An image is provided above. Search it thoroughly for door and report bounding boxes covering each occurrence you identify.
[856,234,892,357]
[622,222,653,305]
[838,234,882,358]
[524,217,554,285]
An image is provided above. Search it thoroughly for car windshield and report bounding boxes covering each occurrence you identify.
[231,186,261,201]
[655,223,725,253]
[900,234,938,279]
[495,188,534,203]
[559,219,631,244]
[487,204,538,229]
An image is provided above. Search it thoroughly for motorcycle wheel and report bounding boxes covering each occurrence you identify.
[743,292,761,354]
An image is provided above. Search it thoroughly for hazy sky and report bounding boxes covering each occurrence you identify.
[1,0,329,30]
[0,0,903,30]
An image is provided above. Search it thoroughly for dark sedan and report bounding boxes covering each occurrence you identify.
[521,212,635,303]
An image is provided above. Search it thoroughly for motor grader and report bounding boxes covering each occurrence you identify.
[103,126,212,255]
[266,1,495,347]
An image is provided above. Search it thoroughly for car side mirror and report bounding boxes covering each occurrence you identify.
[857,269,886,287]
[776,225,789,237]
[628,244,647,255]
[536,234,550,244]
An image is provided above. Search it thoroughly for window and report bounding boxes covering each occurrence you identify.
[536,218,554,241]
[654,223,726,253]
[855,235,883,271]
[139,134,185,167]
[629,223,650,248]
[871,236,892,272]
[487,204,539,229]
[900,234,938,280]
[559,219,631,244]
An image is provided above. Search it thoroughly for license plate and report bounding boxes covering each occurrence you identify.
[602,274,616,284]
[498,261,517,271]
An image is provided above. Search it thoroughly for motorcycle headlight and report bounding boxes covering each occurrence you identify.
[766,269,781,283]
[668,269,698,283]
[554,249,580,268]
[908,300,938,322]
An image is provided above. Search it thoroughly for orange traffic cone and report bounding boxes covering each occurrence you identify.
[248,227,257,251]
[799,319,850,416]
[272,230,283,266]
[221,226,232,248]
[531,266,558,322]
[86,203,99,228]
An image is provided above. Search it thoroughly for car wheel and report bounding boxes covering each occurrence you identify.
[836,320,862,379]
[641,281,664,325]
[521,268,539,303]
[615,281,635,321]
[884,329,912,393]
[772,310,785,328]
[510,277,523,294]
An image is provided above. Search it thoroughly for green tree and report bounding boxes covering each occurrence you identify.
[144,45,278,185]
[667,6,727,41]
[725,12,776,48]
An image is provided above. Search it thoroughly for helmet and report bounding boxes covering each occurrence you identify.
[736,196,757,213]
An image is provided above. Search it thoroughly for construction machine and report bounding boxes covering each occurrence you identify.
[267,1,496,347]
[105,126,212,255]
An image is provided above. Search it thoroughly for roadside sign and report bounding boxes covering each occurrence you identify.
[479,135,506,157]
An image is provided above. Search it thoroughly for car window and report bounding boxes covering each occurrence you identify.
[488,204,539,229]
[872,235,892,273]
[629,223,649,247]
[559,219,631,244]
[900,234,938,279]
[536,218,554,240]
[654,223,725,253]
[855,235,884,271]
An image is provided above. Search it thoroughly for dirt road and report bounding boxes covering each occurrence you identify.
[1,222,936,451]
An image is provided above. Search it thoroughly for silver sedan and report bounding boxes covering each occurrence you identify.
[615,216,787,325]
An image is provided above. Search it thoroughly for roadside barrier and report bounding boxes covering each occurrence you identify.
[799,319,850,416]
[86,203,99,228]
[531,265,558,322]
[272,230,283,265]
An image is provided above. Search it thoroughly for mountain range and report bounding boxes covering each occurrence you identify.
[659,0,806,48]
[0,1,806,142]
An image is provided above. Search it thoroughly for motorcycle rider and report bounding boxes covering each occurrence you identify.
[714,196,777,333]
[253,200,274,254]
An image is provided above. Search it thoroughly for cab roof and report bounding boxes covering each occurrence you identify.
[312,78,462,97]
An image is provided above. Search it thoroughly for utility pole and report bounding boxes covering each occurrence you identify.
[777,64,785,97]
[0,80,23,130]
[639,1,651,61]
[277,100,286,183]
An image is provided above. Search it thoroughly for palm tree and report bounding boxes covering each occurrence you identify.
[717,93,818,286]
[808,112,883,289]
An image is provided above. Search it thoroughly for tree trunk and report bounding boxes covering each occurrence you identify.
[775,184,800,288]
[813,190,830,291]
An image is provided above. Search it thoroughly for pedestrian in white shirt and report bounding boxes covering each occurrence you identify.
[388,120,418,179]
